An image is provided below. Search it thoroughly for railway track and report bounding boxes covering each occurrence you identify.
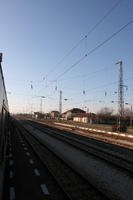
[37,120,133,149]
[14,118,133,200]
[40,120,133,150]
[9,122,70,200]
[25,119,133,173]
[13,118,107,200]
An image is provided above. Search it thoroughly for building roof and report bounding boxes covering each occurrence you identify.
[50,110,59,113]
[63,108,86,114]
[73,112,96,118]
[34,112,41,114]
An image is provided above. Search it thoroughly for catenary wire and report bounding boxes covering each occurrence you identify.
[53,64,117,82]
[46,0,122,77]
[56,19,133,80]
[59,76,133,96]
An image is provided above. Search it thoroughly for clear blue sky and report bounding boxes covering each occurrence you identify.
[0,0,133,114]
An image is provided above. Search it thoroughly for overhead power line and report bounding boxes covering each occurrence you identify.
[85,0,121,36]
[46,0,122,77]
[54,65,116,82]
[59,76,133,96]
[84,76,133,94]
[56,19,133,80]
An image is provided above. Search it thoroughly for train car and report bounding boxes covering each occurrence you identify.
[0,53,9,200]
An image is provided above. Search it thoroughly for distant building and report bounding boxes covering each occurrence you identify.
[62,108,85,120]
[61,112,67,120]
[73,113,96,124]
[50,111,59,119]
[34,112,45,119]
[44,113,51,119]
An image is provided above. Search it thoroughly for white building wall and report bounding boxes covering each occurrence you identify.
[82,117,88,123]
[73,117,88,123]
[73,117,80,122]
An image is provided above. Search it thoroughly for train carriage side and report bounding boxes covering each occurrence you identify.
[0,53,9,200]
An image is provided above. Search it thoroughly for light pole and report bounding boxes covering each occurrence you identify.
[59,91,62,118]
[33,95,46,114]
[39,96,46,114]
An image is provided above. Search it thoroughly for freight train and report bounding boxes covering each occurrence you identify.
[0,53,9,199]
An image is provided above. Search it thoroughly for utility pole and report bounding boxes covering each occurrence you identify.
[59,90,62,118]
[116,61,124,131]
[40,98,42,114]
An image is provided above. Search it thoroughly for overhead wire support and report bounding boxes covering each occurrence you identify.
[116,61,124,117]
[56,19,133,80]
[46,0,122,78]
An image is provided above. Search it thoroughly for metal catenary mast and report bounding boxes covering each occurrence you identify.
[116,61,124,131]
[117,61,124,117]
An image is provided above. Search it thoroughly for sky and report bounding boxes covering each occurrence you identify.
[0,0,133,114]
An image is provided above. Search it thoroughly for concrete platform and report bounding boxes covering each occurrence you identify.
[8,124,68,200]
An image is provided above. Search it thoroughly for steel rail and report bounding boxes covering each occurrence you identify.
[14,119,106,200]
[18,119,133,200]
[26,120,133,173]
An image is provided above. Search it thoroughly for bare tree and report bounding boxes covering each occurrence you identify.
[124,107,132,116]
[97,107,114,116]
